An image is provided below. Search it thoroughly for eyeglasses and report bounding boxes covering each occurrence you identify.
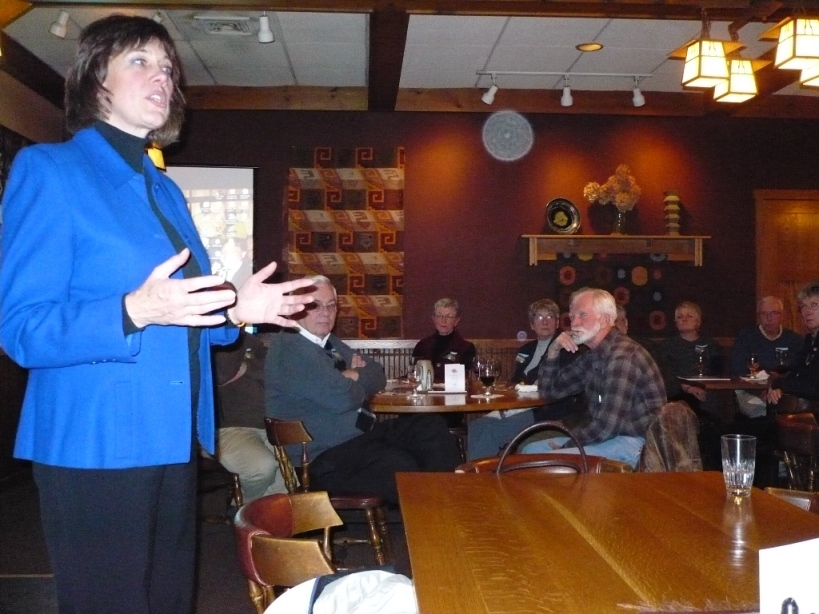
[798,301,819,313]
[533,314,556,323]
[311,302,337,313]
[758,311,782,318]
[434,313,457,321]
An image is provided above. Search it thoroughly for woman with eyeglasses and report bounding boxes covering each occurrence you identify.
[768,282,819,406]
[411,297,476,383]
[466,298,588,460]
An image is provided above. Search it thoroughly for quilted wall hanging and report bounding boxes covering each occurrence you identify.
[286,147,405,339]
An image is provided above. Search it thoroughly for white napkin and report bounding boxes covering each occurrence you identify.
[515,383,538,393]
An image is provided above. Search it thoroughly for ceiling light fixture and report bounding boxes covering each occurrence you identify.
[146,143,166,171]
[769,17,819,71]
[632,77,645,107]
[800,61,819,86]
[481,75,498,105]
[576,42,603,52]
[152,11,163,24]
[713,58,758,102]
[669,9,742,89]
[258,12,275,44]
[49,10,70,39]
[476,71,652,107]
[560,76,573,107]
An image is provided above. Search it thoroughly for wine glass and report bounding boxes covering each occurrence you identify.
[407,364,423,398]
[477,358,500,397]
[747,353,760,379]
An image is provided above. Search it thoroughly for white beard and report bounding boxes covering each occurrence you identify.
[571,320,602,346]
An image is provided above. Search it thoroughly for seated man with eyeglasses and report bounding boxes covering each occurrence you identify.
[768,282,819,406]
[265,276,460,505]
[411,298,476,383]
[731,296,802,418]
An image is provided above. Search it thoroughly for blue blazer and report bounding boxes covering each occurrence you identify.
[0,127,237,468]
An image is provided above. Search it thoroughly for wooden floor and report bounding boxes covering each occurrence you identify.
[0,466,411,614]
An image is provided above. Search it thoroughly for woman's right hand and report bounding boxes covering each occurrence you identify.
[125,249,236,329]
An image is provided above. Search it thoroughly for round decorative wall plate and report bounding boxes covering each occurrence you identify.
[544,198,581,234]
[482,111,534,161]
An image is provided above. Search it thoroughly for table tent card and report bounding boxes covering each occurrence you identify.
[444,364,466,392]
[759,537,819,614]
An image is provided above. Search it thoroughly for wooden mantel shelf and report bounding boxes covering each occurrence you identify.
[521,234,711,266]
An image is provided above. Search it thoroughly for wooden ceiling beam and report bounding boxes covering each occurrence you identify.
[0,31,64,108]
[21,0,792,22]
[368,7,409,111]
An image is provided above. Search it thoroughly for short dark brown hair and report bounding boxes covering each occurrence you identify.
[64,14,185,147]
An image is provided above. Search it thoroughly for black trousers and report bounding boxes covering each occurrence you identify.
[34,459,197,614]
[309,414,461,505]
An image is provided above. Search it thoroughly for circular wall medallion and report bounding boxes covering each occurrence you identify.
[482,111,534,161]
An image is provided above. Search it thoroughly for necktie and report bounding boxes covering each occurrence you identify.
[324,340,347,371]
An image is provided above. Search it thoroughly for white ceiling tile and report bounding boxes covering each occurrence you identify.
[278,12,366,44]
[406,15,507,45]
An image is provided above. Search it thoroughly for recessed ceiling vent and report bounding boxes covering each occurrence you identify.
[192,14,253,36]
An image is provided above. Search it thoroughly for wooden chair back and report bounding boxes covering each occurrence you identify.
[234,491,342,614]
[265,417,312,493]
[493,420,590,474]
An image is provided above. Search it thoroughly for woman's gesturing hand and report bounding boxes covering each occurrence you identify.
[125,249,238,329]
[228,261,315,328]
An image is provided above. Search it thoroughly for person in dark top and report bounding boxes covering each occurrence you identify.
[730,296,802,418]
[657,301,723,422]
[212,332,284,503]
[769,282,819,406]
[0,15,313,613]
[412,297,476,383]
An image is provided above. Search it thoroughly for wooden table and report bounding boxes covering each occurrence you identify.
[680,376,769,392]
[681,376,770,423]
[369,383,545,414]
[397,471,819,614]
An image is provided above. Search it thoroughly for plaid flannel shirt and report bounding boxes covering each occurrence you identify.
[538,329,666,444]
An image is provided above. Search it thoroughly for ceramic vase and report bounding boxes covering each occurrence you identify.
[663,190,681,235]
[612,209,628,235]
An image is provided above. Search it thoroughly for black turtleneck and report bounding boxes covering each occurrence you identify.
[95,121,203,439]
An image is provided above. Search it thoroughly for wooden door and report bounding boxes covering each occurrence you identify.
[755,189,819,332]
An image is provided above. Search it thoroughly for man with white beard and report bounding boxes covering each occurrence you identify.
[521,288,666,468]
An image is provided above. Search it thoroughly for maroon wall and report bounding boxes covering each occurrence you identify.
[167,111,819,339]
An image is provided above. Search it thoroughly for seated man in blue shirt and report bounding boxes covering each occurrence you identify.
[731,296,802,418]
[521,288,666,468]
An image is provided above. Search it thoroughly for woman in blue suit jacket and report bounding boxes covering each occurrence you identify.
[0,15,312,614]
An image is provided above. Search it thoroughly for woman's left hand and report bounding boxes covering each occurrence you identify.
[228,261,314,328]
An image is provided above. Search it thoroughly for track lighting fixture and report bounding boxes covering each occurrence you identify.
[475,71,652,108]
[632,77,645,107]
[481,76,498,105]
[258,12,274,44]
[151,11,163,24]
[49,11,70,39]
[560,77,573,107]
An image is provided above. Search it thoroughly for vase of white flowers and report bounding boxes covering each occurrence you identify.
[583,164,641,235]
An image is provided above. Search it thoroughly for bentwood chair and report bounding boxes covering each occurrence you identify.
[264,417,391,566]
[455,420,635,474]
[234,491,341,614]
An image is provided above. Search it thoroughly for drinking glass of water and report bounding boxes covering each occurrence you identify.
[721,434,756,498]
